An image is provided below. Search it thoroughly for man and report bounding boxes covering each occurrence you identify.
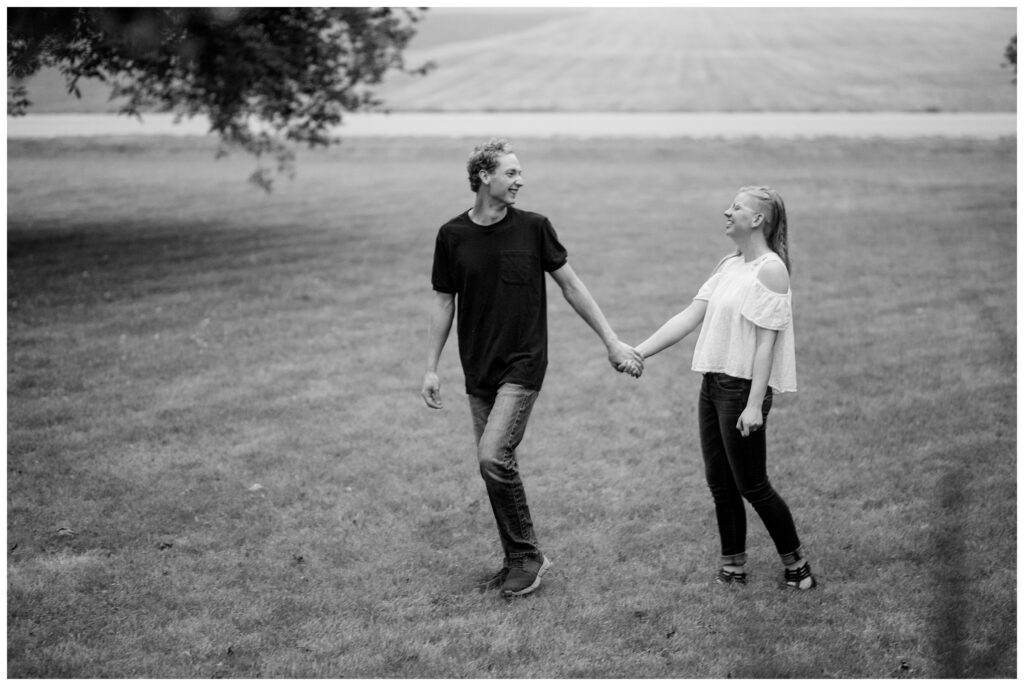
[421,138,642,598]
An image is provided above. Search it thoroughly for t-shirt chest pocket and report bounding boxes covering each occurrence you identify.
[500,250,536,285]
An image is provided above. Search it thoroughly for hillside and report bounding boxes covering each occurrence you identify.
[377,7,1016,112]
[13,7,1017,114]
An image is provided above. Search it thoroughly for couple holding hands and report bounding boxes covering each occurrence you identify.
[422,138,815,599]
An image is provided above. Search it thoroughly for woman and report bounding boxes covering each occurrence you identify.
[633,186,815,590]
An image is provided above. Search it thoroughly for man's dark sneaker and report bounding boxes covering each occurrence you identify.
[477,563,509,592]
[500,554,551,597]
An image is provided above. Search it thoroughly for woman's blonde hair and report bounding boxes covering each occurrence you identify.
[739,186,791,273]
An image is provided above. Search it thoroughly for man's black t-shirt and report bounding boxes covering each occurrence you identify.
[432,206,568,397]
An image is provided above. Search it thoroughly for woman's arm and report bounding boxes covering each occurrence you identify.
[635,300,708,360]
[737,325,777,436]
[635,254,733,361]
[737,260,790,435]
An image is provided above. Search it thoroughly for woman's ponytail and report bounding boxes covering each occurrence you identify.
[739,186,791,274]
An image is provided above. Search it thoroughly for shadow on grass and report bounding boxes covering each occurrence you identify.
[9,220,282,299]
[930,458,1013,678]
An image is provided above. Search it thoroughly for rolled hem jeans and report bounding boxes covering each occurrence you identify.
[698,373,803,568]
[469,383,541,562]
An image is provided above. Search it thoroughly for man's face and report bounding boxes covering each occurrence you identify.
[483,153,524,205]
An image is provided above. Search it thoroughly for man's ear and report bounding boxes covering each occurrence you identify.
[478,169,490,187]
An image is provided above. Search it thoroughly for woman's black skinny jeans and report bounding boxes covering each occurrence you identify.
[697,372,803,567]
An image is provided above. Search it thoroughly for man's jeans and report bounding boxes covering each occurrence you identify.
[469,383,541,562]
[698,373,803,567]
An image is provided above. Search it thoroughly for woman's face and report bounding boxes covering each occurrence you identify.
[723,192,762,242]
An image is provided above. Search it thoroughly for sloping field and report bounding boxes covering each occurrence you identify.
[377,7,1016,112]
[15,8,1016,115]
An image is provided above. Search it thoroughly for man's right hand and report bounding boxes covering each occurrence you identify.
[421,371,443,409]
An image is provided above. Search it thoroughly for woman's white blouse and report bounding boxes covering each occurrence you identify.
[691,252,797,393]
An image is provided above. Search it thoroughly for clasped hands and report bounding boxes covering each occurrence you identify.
[608,340,644,379]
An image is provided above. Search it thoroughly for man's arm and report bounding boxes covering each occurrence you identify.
[549,262,642,376]
[421,291,455,409]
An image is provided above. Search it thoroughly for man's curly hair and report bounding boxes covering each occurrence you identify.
[467,138,514,193]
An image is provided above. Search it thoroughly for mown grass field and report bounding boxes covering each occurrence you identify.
[6,135,1016,678]
[17,8,1016,115]
[380,7,1016,112]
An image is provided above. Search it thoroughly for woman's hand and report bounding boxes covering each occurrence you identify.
[736,406,763,437]
[617,357,642,378]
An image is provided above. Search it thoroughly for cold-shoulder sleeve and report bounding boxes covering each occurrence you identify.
[740,277,791,330]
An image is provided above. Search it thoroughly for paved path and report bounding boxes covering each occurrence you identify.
[6,111,1017,139]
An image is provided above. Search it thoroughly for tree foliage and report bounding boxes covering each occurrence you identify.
[8,7,430,189]
[1004,34,1016,82]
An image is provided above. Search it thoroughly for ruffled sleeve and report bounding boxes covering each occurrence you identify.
[741,277,791,330]
[693,270,723,302]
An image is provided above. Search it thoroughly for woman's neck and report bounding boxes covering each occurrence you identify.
[737,234,771,262]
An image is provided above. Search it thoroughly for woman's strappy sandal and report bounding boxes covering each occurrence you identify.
[783,562,817,590]
[714,568,748,585]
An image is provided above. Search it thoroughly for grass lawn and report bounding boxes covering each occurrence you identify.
[6,134,1016,678]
